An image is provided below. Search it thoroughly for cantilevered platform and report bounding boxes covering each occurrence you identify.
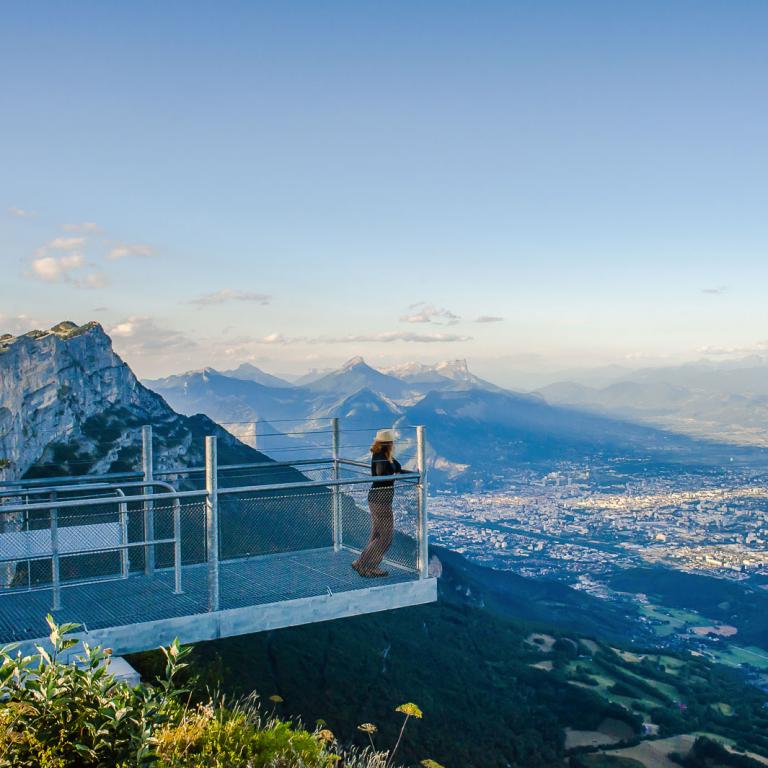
[0,423,437,657]
[1,548,435,656]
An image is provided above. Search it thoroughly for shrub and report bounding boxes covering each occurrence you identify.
[0,618,435,768]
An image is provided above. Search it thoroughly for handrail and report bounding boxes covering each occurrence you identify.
[155,458,335,477]
[0,471,142,490]
[0,473,420,513]
[2,480,183,601]
[0,536,179,566]
[217,472,420,497]
[0,459,338,490]
[0,482,124,499]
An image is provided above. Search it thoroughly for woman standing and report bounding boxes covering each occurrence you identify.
[352,428,403,577]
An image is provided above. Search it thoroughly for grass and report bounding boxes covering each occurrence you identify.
[639,604,707,637]
[704,645,768,671]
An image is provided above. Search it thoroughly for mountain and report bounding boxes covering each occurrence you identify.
[217,362,292,388]
[538,376,768,447]
[386,358,503,392]
[626,356,768,396]
[146,353,768,489]
[310,387,403,431]
[0,322,272,481]
[404,387,766,489]
[146,367,312,425]
[289,367,335,386]
[303,356,411,401]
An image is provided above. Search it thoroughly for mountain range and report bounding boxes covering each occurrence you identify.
[536,357,768,448]
[146,353,767,490]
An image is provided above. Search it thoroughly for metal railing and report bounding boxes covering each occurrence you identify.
[0,420,429,622]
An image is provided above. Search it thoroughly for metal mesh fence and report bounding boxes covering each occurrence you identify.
[219,489,333,560]
[0,450,424,643]
[338,480,420,572]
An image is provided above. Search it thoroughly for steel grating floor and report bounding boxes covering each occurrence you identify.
[0,548,418,644]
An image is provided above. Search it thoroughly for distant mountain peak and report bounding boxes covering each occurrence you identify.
[342,355,367,370]
[435,359,470,376]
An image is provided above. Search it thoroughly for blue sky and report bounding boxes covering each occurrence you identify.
[1,1,766,382]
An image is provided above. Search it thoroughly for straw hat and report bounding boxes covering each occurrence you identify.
[375,428,395,442]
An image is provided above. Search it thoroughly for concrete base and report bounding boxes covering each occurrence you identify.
[22,577,437,660]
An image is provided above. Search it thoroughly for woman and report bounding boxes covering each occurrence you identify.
[352,428,403,577]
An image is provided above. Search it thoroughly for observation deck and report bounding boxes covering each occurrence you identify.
[0,422,436,657]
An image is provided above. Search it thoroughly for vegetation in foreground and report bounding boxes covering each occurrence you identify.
[0,617,436,768]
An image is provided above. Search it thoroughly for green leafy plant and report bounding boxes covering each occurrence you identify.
[0,614,180,767]
[0,618,416,768]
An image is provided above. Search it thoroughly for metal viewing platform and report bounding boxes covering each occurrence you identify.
[0,422,436,657]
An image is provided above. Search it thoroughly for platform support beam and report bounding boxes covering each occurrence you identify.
[50,490,61,611]
[331,418,342,551]
[205,436,219,612]
[416,425,428,579]
[142,425,155,575]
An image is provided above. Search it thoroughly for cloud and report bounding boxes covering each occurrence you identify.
[400,303,460,325]
[260,333,294,344]
[701,286,728,295]
[84,272,108,289]
[28,236,107,288]
[189,289,272,307]
[8,206,36,218]
[63,222,101,233]
[48,236,86,251]
[698,341,768,357]
[32,253,85,282]
[252,331,471,345]
[107,243,153,260]
[109,316,196,353]
[475,315,504,323]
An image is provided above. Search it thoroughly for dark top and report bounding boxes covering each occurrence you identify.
[371,451,403,489]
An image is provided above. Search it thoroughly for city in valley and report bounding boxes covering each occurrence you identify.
[429,461,768,668]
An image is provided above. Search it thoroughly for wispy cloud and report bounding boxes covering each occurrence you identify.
[8,206,36,218]
[253,331,471,345]
[110,316,195,353]
[107,243,154,260]
[400,302,460,325]
[189,289,272,307]
[701,286,728,295]
[63,222,101,233]
[698,340,768,356]
[47,236,86,251]
[475,315,504,323]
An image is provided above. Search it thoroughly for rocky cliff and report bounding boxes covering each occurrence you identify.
[0,321,263,482]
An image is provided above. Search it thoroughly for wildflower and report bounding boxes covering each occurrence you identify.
[395,702,423,719]
[388,703,424,766]
[317,728,335,743]
[269,694,284,703]
[421,761,445,768]
[357,723,378,734]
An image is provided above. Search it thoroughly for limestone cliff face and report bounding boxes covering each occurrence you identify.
[0,321,261,482]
